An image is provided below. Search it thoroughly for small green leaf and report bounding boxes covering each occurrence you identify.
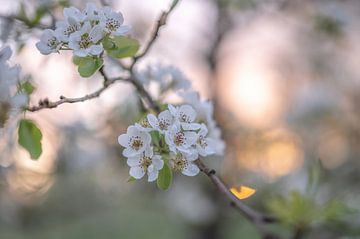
[18,119,42,160]
[106,36,140,59]
[20,81,35,95]
[77,57,103,77]
[157,163,172,190]
[72,56,82,65]
[127,176,136,182]
[102,36,116,50]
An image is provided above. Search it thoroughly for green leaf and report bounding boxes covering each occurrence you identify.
[106,36,140,59]
[157,163,172,190]
[18,119,42,160]
[102,36,116,50]
[127,176,136,182]
[77,57,103,77]
[20,81,35,95]
[72,56,82,65]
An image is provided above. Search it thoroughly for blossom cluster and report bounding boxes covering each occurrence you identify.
[0,46,26,128]
[36,3,130,57]
[118,101,224,182]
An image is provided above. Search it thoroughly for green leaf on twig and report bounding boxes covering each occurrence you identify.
[157,162,172,190]
[18,119,42,160]
[106,36,140,59]
[73,56,103,77]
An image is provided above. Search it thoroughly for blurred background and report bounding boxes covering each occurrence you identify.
[1,0,360,238]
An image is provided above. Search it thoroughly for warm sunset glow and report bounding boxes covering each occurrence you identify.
[236,128,304,179]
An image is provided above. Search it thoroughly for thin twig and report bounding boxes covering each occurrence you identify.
[26,74,126,112]
[128,0,180,71]
[195,159,277,224]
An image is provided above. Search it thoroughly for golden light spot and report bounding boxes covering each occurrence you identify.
[230,185,256,200]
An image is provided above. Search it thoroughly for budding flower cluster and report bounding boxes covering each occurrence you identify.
[36,3,130,57]
[118,103,223,182]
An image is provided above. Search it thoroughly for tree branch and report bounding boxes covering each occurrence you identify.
[128,0,180,71]
[26,70,126,112]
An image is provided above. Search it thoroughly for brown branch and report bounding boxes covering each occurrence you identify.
[26,68,126,112]
[195,159,280,238]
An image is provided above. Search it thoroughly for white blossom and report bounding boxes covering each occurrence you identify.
[147,109,174,134]
[170,151,199,176]
[100,7,131,36]
[127,149,164,181]
[84,3,102,25]
[195,124,216,157]
[68,22,104,57]
[165,124,197,154]
[36,29,62,55]
[118,125,151,157]
[134,118,153,132]
[55,7,84,42]
[181,91,225,155]
[168,104,201,130]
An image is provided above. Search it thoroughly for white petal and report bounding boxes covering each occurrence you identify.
[36,42,52,55]
[118,134,128,147]
[168,104,177,116]
[113,25,131,36]
[182,163,200,176]
[184,131,198,146]
[147,168,158,182]
[127,157,141,167]
[0,46,12,60]
[152,156,164,170]
[90,25,104,43]
[181,122,201,131]
[147,114,158,129]
[179,105,196,122]
[89,44,103,55]
[129,166,146,179]
[73,49,88,57]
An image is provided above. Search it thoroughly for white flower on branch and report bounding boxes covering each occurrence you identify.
[195,124,216,157]
[68,22,104,57]
[36,29,62,55]
[36,4,131,58]
[168,104,201,130]
[165,123,197,154]
[55,7,84,42]
[100,7,131,36]
[170,151,199,176]
[127,149,164,182]
[118,125,152,157]
[147,109,174,134]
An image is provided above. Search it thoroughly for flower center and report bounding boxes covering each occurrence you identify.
[64,24,79,36]
[140,156,152,169]
[79,33,92,49]
[179,112,191,123]
[106,19,120,31]
[47,37,58,49]
[139,118,150,128]
[130,136,143,150]
[174,132,185,146]
[158,119,170,130]
[172,154,188,171]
